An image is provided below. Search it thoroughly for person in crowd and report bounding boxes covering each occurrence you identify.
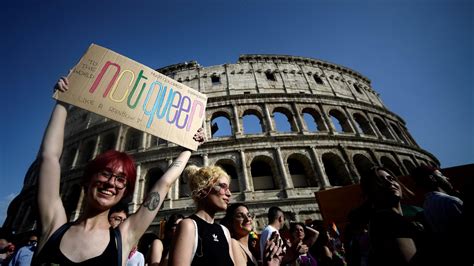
[1,243,14,266]
[410,165,467,265]
[285,222,319,266]
[168,165,234,265]
[259,206,286,261]
[0,238,9,264]
[263,231,286,266]
[107,203,144,266]
[221,203,258,266]
[126,245,145,266]
[149,213,184,266]
[108,202,129,229]
[360,166,427,266]
[33,77,204,265]
[8,234,37,266]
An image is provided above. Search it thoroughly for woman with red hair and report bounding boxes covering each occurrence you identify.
[33,77,203,265]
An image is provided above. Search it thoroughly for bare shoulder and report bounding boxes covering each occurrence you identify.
[176,218,195,234]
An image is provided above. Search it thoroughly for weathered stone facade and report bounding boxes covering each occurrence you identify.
[4,54,438,234]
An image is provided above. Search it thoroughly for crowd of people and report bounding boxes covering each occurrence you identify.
[0,77,470,266]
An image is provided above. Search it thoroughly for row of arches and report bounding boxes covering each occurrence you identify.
[210,105,411,145]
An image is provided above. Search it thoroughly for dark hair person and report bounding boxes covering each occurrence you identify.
[33,77,203,265]
[360,166,427,266]
[221,203,258,266]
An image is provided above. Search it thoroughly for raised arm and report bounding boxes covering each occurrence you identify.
[121,150,192,247]
[37,77,69,240]
[304,225,320,247]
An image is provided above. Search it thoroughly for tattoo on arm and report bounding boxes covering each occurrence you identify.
[171,160,183,168]
[143,192,161,211]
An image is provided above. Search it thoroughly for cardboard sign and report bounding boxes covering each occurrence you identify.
[54,44,207,150]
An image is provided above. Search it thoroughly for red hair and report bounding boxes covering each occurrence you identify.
[83,150,136,197]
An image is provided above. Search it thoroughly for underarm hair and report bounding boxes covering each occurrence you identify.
[143,192,161,211]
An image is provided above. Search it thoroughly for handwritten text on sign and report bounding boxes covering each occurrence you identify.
[54,44,207,150]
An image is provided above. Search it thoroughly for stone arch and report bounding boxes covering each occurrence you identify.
[145,167,164,193]
[353,154,374,180]
[374,117,394,139]
[380,156,402,176]
[329,109,352,133]
[210,111,233,138]
[250,155,279,190]
[215,159,240,192]
[287,153,317,187]
[125,128,142,151]
[403,159,416,174]
[390,122,407,143]
[302,108,327,132]
[353,113,375,135]
[77,139,96,165]
[243,109,265,134]
[272,107,297,132]
[322,152,351,186]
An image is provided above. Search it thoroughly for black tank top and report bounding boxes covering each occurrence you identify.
[33,223,121,266]
[190,214,234,266]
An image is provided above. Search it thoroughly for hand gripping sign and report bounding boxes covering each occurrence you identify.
[54,44,207,150]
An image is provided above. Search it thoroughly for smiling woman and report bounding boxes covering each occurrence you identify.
[221,203,258,266]
[33,76,203,266]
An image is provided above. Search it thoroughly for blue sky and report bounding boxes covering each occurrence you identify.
[1,0,472,225]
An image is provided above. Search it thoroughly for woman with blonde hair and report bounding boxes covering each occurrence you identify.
[169,165,234,266]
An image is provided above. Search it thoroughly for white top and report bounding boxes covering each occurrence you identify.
[259,224,278,260]
[126,251,145,266]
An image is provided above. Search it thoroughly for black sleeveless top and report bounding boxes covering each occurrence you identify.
[190,214,234,266]
[33,223,122,266]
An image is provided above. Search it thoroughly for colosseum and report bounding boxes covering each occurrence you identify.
[4,54,438,234]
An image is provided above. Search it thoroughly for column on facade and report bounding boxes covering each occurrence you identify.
[275,147,292,189]
[299,65,314,94]
[341,75,358,101]
[342,106,359,136]
[203,153,209,167]
[310,147,331,187]
[275,64,288,93]
[368,149,381,167]
[338,145,359,183]
[239,150,251,192]
[369,115,385,140]
[263,104,275,132]
[70,143,80,168]
[115,125,124,151]
[291,102,305,133]
[92,134,101,158]
[249,62,261,93]
[130,164,142,213]
[392,152,409,176]
[139,131,147,150]
[320,68,338,97]
[169,158,179,201]
[232,105,242,135]
[318,104,335,135]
